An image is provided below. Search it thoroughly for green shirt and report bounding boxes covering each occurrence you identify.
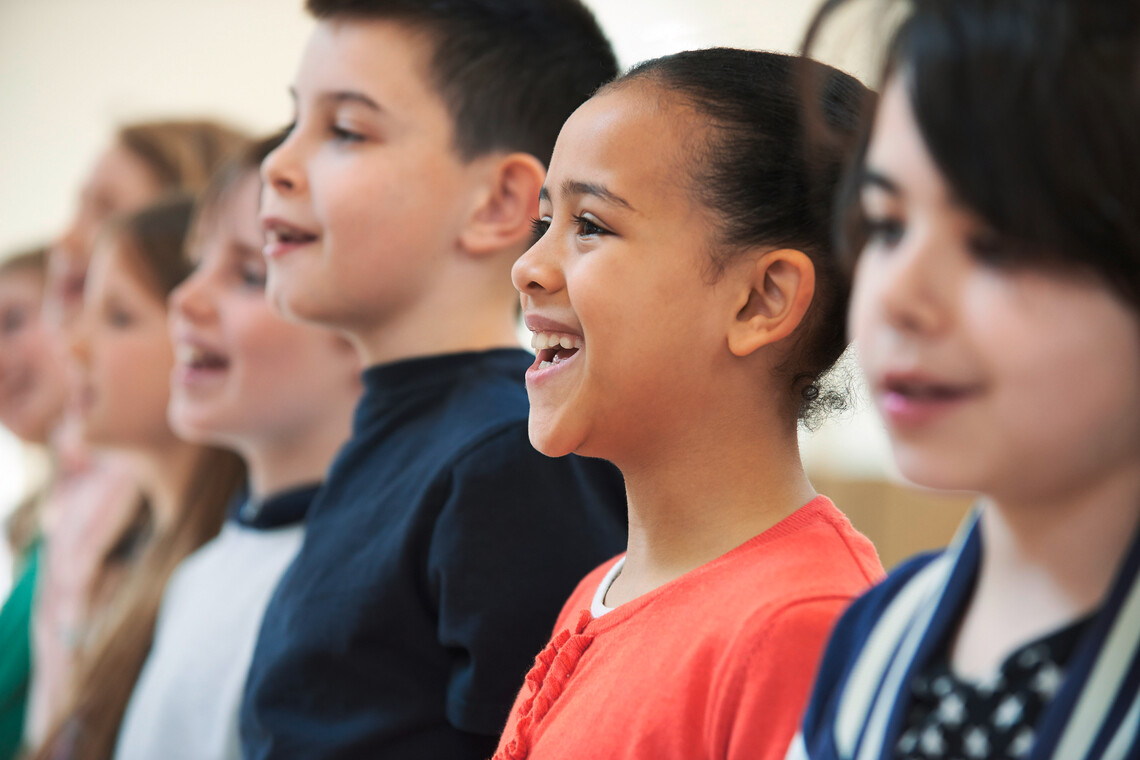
[0,542,39,760]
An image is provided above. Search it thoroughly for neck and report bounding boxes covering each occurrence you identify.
[352,260,522,367]
[951,460,1140,678]
[242,414,353,500]
[605,403,815,607]
[129,439,203,534]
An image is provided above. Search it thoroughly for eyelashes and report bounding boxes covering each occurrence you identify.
[530,217,550,244]
[528,215,610,245]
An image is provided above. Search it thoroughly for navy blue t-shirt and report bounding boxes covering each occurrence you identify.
[240,349,627,759]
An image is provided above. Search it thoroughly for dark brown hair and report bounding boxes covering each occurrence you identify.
[304,0,617,164]
[806,0,1140,311]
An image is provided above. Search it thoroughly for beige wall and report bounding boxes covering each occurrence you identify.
[0,0,883,257]
[0,0,910,590]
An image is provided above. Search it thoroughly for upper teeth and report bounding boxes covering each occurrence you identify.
[176,344,204,365]
[531,332,583,351]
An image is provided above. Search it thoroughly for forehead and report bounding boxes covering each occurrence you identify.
[295,18,447,116]
[548,83,698,207]
[865,78,950,203]
[194,172,261,250]
[0,269,44,303]
[87,144,158,199]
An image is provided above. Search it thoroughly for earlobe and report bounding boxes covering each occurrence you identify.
[460,153,546,257]
[727,249,816,357]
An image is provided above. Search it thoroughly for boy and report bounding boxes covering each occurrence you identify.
[243,2,627,758]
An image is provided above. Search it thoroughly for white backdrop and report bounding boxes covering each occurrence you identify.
[0,0,893,592]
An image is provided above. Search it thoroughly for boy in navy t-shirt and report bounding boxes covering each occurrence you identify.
[241,1,626,758]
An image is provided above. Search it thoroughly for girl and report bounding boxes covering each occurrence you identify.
[0,250,68,449]
[493,49,884,760]
[28,119,248,746]
[0,248,68,760]
[112,137,361,760]
[792,1,1140,758]
[35,198,246,760]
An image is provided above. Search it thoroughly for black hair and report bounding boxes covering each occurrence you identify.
[807,0,1140,311]
[608,49,873,426]
[305,0,618,165]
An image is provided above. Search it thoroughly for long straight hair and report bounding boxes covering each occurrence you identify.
[34,197,246,760]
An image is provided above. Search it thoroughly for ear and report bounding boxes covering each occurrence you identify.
[459,152,546,257]
[727,249,816,358]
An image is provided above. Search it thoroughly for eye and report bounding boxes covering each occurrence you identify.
[240,264,268,289]
[107,307,134,328]
[530,216,550,244]
[572,214,610,238]
[331,123,365,143]
[1,307,28,335]
[967,227,1017,267]
[862,215,905,249]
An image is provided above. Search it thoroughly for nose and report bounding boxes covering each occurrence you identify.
[511,232,565,300]
[261,127,306,196]
[873,224,953,336]
[169,265,216,325]
[66,315,91,368]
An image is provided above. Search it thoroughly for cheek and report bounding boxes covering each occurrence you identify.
[847,256,883,347]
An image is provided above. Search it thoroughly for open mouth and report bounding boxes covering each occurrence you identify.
[262,218,320,258]
[531,331,582,370]
[176,344,230,373]
[266,226,318,246]
[884,378,974,402]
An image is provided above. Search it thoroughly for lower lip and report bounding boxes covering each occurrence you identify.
[525,351,581,385]
[879,389,974,427]
[172,364,228,388]
[263,238,316,260]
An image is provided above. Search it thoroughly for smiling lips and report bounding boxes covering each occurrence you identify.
[173,341,230,387]
[878,374,981,426]
[261,218,319,259]
[530,331,583,370]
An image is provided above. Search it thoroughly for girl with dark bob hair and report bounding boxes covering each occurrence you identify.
[791,1,1140,758]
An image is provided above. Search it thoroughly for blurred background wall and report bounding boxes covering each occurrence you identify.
[0,0,971,593]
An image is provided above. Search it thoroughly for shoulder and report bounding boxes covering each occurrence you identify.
[820,550,942,659]
[798,551,942,746]
[699,498,884,618]
[780,497,886,588]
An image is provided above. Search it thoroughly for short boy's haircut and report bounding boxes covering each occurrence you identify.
[306,0,618,164]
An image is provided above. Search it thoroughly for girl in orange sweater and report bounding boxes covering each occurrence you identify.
[494,48,884,760]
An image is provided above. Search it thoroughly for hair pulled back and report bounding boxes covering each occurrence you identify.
[609,49,873,425]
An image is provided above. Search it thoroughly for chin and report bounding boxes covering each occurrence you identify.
[527,419,578,459]
[168,413,214,446]
[892,450,979,495]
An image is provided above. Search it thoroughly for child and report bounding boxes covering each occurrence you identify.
[493,49,884,760]
[112,136,361,760]
[791,1,1140,758]
[28,119,248,746]
[0,250,68,448]
[34,198,246,760]
[241,2,628,758]
[0,248,68,760]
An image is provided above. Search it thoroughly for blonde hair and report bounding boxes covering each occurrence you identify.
[116,120,250,196]
[33,199,246,760]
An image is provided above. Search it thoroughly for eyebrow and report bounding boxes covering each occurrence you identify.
[289,87,383,113]
[539,180,636,212]
[858,168,901,196]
